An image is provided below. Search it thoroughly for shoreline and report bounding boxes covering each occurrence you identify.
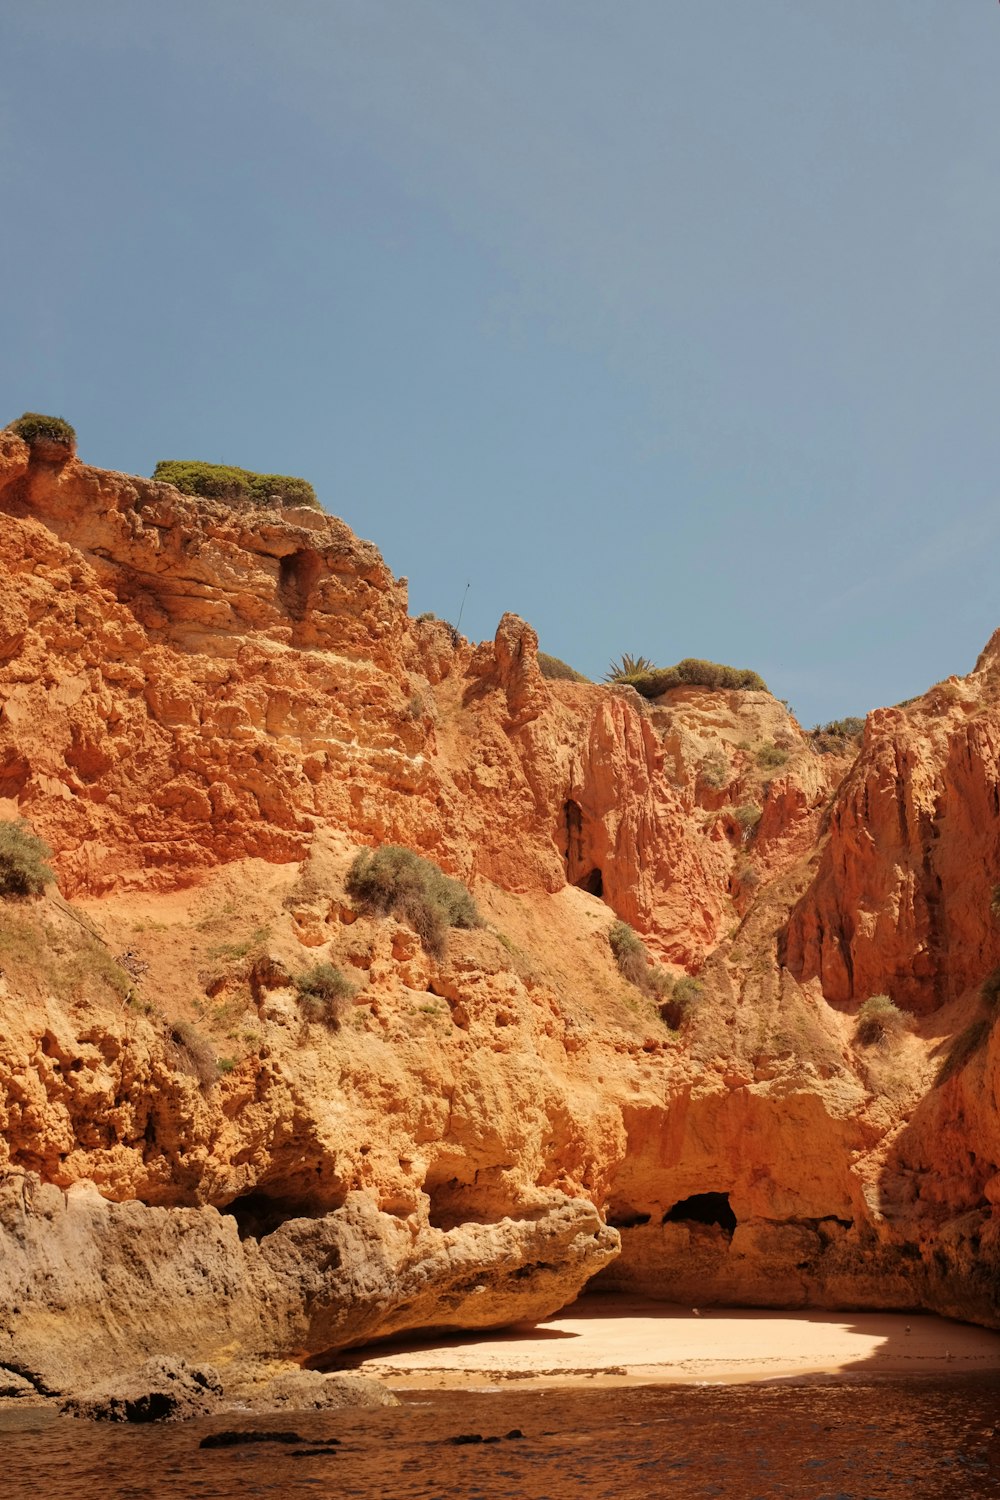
[347,1295,1000,1391]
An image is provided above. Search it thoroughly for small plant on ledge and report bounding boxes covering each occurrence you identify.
[0,820,54,898]
[855,994,907,1046]
[294,963,356,1026]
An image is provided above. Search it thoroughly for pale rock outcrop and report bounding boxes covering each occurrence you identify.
[0,1176,617,1392]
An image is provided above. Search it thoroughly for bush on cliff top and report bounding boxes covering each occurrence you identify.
[538,651,590,684]
[346,845,481,958]
[152,460,321,511]
[6,412,76,448]
[604,655,768,698]
[0,821,54,898]
[809,717,865,754]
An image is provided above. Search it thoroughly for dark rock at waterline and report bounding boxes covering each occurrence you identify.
[446,1429,525,1444]
[60,1357,223,1423]
[201,1430,336,1449]
[224,1368,399,1410]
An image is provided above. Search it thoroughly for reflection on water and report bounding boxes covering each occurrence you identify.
[5,1377,1000,1499]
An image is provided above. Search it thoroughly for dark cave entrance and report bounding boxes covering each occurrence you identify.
[221,1190,319,1242]
[564,799,603,896]
[278,548,322,619]
[662,1191,737,1238]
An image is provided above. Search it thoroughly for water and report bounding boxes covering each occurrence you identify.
[5,1377,1000,1499]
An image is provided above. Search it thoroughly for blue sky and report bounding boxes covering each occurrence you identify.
[3,1,999,724]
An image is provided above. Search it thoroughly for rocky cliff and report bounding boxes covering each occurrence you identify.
[1,430,999,1395]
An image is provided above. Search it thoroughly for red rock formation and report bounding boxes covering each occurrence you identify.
[788,651,1000,1014]
[2,436,1000,1387]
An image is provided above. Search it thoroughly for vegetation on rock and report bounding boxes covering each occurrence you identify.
[855,994,907,1046]
[0,821,54,898]
[756,742,789,770]
[538,651,590,683]
[295,963,356,1026]
[809,717,865,754]
[662,974,704,1030]
[608,919,672,1006]
[169,1020,219,1089]
[698,752,729,790]
[604,655,768,698]
[6,412,76,448]
[937,1018,992,1085]
[153,460,320,511]
[346,845,481,958]
[733,803,762,836]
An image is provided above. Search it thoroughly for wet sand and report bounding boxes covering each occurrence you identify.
[349,1294,1000,1389]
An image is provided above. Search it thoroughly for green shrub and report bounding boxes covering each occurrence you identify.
[608,919,649,988]
[6,412,76,448]
[538,651,590,683]
[605,655,768,699]
[0,821,54,898]
[604,654,657,683]
[152,460,320,511]
[345,845,481,958]
[756,743,788,770]
[294,963,355,1025]
[699,752,729,790]
[733,803,762,835]
[661,974,703,1030]
[609,919,673,1005]
[809,717,865,755]
[856,994,907,1046]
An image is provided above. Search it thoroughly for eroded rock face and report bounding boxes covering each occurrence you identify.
[1,440,1000,1378]
[788,657,1000,1013]
[60,1358,223,1423]
[0,1177,617,1392]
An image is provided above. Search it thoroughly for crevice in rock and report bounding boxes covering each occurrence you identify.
[563,800,603,896]
[221,1190,322,1242]
[278,548,322,621]
[426,1176,506,1232]
[0,1362,56,1397]
[662,1191,737,1238]
[606,1208,651,1229]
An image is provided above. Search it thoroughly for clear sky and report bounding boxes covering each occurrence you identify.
[3,2,999,725]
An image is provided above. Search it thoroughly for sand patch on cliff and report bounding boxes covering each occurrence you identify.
[349,1294,1000,1389]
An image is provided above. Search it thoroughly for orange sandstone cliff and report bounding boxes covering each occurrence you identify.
[1,429,999,1394]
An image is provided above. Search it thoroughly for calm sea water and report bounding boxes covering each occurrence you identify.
[5,1378,1000,1500]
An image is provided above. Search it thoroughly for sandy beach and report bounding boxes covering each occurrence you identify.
[347,1294,1000,1389]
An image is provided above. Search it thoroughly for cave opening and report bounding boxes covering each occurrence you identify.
[662,1191,737,1237]
[563,800,603,897]
[221,1190,318,1242]
[278,548,322,620]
